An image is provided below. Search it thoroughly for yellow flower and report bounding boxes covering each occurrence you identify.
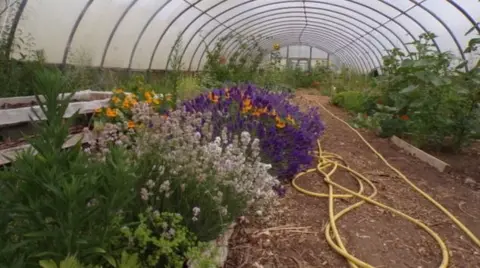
[127,121,135,129]
[166,94,172,101]
[273,43,280,51]
[153,98,160,105]
[95,107,103,114]
[106,108,117,118]
[113,88,123,94]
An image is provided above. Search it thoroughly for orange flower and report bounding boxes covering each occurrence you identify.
[208,92,219,103]
[111,96,120,104]
[400,114,409,121]
[275,117,286,129]
[252,108,261,117]
[95,107,103,114]
[114,88,123,94]
[106,108,117,118]
[122,99,130,109]
[144,91,152,100]
[127,121,135,129]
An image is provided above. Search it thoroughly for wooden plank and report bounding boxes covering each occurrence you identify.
[390,135,450,172]
[0,133,91,166]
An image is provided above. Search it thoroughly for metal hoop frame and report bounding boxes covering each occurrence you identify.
[8,0,478,72]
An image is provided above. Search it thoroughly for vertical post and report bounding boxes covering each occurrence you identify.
[308,46,313,71]
[286,45,290,68]
[327,53,330,67]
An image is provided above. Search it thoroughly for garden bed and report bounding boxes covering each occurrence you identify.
[225,92,480,267]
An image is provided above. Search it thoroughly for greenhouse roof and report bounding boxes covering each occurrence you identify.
[2,0,479,72]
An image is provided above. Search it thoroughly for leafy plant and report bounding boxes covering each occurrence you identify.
[331,90,370,113]
[0,69,139,266]
[114,210,211,268]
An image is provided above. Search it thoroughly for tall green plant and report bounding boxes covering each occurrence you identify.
[0,69,139,266]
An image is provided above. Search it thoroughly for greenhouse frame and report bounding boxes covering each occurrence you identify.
[2,0,479,72]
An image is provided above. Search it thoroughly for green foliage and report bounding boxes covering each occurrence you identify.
[201,35,266,88]
[39,252,141,268]
[0,70,139,266]
[342,31,480,151]
[331,90,370,113]
[133,137,248,242]
[114,210,213,268]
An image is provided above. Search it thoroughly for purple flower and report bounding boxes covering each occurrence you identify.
[182,84,325,181]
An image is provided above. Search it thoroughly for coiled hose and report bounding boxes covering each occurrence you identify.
[292,101,480,268]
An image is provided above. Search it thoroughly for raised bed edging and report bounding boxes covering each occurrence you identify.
[0,133,90,166]
[390,135,450,172]
[0,90,113,126]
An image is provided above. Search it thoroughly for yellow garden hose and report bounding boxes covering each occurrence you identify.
[292,100,480,268]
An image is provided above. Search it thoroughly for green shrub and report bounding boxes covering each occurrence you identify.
[331,90,368,113]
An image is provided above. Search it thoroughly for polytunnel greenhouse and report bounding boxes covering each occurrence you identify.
[0,0,479,267]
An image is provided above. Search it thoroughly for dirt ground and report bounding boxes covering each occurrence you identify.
[225,92,480,268]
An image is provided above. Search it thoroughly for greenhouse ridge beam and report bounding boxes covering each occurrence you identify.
[191,1,415,72]
[189,1,406,73]
[235,29,369,71]
[261,40,356,71]
[224,23,375,71]
[244,31,366,72]
[298,0,308,44]
[223,19,381,69]
[9,0,480,71]
[334,0,425,55]
[217,12,387,65]
[256,38,359,71]
[181,5,399,72]
[246,34,364,72]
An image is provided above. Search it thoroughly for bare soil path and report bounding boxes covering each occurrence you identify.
[225,92,480,268]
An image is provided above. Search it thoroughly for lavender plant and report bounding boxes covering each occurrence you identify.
[135,108,279,240]
[87,104,280,241]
